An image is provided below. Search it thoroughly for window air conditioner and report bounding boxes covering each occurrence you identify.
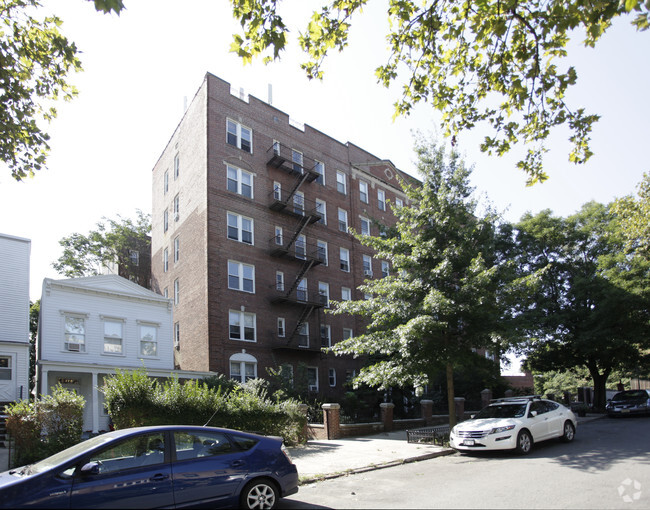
[67,343,81,352]
[309,385,318,392]
[364,270,373,277]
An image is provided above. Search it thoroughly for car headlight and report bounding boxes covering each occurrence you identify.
[489,425,515,435]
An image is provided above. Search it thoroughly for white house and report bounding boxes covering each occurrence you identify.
[36,275,209,433]
[0,233,32,405]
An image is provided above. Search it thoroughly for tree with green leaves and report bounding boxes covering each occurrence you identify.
[52,210,151,288]
[0,0,124,181]
[514,202,650,410]
[611,172,650,260]
[328,140,518,427]
[229,0,648,184]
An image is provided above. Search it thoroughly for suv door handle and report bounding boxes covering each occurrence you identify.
[231,460,245,468]
[151,474,170,481]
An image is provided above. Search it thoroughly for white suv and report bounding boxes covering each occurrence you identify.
[449,396,577,454]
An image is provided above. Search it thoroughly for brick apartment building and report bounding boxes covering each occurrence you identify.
[151,73,412,398]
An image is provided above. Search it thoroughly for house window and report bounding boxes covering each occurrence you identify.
[314,160,324,185]
[163,248,169,273]
[395,197,403,208]
[226,165,253,198]
[307,367,318,391]
[363,255,373,277]
[229,352,257,383]
[129,250,139,266]
[273,181,281,201]
[298,323,309,347]
[0,356,12,380]
[336,171,346,194]
[360,216,371,236]
[318,282,330,307]
[174,153,180,179]
[315,199,327,224]
[292,149,303,173]
[328,368,336,387]
[295,234,306,260]
[277,318,285,337]
[378,189,386,211]
[64,316,85,352]
[338,208,348,232]
[174,279,179,305]
[163,209,169,233]
[163,170,169,194]
[272,140,280,155]
[317,240,328,265]
[340,248,350,272]
[293,191,305,215]
[320,324,331,347]
[381,260,390,278]
[341,287,351,301]
[276,271,284,291]
[297,279,307,302]
[103,320,123,354]
[343,328,354,340]
[226,118,252,153]
[228,261,255,293]
[227,213,253,245]
[229,311,256,342]
[359,181,369,203]
[274,226,283,246]
[174,236,180,263]
[140,324,158,357]
[174,322,180,349]
[173,194,180,221]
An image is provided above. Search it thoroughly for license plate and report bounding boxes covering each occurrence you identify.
[622,409,630,413]
[462,439,475,446]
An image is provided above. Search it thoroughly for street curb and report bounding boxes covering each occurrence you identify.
[298,448,456,485]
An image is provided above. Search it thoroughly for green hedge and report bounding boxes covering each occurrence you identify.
[102,369,306,445]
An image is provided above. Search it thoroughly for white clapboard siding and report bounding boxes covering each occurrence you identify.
[0,234,31,344]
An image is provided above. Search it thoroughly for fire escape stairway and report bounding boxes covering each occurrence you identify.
[283,258,316,298]
[287,302,317,345]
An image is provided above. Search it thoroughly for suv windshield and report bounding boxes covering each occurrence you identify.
[474,403,527,419]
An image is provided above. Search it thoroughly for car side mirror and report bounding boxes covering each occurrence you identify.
[80,462,100,476]
[529,410,538,418]
[470,414,475,419]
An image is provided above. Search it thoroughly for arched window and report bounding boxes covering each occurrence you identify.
[229,352,257,383]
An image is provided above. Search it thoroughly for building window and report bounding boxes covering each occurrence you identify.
[341,287,351,301]
[226,118,252,153]
[140,324,158,357]
[226,165,253,198]
[328,368,336,387]
[320,324,331,347]
[395,197,403,208]
[297,279,307,302]
[174,153,180,179]
[336,171,346,194]
[273,181,281,201]
[293,191,305,215]
[277,318,285,337]
[343,328,354,340]
[103,320,123,354]
[307,367,318,391]
[315,199,327,224]
[273,140,280,155]
[295,234,306,260]
[338,208,348,232]
[274,226,283,246]
[229,311,256,342]
[229,352,257,382]
[381,261,390,278]
[174,279,180,305]
[292,149,303,173]
[314,160,324,185]
[64,316,85,352]
[340,248,350,272]
[318,282,330,307]
[360,216,371,236]
[298,323,309,347]
[276,271,284,291]
[129,250,139,266]
[163,209,169,233]
[163,248,169,273]
[174,236,180,263]
[378,189,386,211]
[164,170,169,194]
[227,213,253,245]
[173,194,180,221]
[228,261,255,293]
[0,356,12,381]
[174,322,180,349]
[317,240,328,265]
[363,254,373,277]
[163,287,168,298]
[359,181,369,203]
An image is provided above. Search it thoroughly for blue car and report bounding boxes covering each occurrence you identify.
[0,425,298,509]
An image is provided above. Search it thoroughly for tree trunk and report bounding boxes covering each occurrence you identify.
[447,362,457,428]
[589,368,610,412]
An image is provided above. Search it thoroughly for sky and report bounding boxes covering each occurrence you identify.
[1,0,648,311]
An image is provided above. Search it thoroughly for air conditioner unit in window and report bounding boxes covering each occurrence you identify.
[364,270,373,277]
[67,343,81,352]
[309,385,318,392]
[174,213,180,222]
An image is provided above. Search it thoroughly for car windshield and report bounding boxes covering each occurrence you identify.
[26,434,115,475]
[474,403,527,419]
[613,391,648,401]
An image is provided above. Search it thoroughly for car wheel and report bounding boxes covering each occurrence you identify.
[515,430,533,455]
[240,478,279,510]
[560,421,575,442]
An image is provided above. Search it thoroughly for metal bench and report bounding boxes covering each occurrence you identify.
[406,425,450,445]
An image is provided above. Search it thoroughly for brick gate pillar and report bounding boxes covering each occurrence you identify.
[322,403,341,440]
[298,403,309,443]
[420,399,433,426]
[380,402,395,432]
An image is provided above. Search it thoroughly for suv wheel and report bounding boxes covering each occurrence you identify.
[515,430,533,455]
[560,421,575,442]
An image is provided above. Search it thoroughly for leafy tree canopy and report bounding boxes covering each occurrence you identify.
[0,0,124,181]
[611,172,650,260]
[229,0,648,184]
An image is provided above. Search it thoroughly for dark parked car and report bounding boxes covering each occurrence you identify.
[606,389,650,417]
[0,425,298,509]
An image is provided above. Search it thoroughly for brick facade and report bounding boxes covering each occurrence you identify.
[151,73,410,398]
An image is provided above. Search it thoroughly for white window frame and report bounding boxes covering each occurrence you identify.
[229,352,257,383]
[273,181,281,201]
[102,318,124,355]
[318,282,330,308]
[314,160,325,185]
[294,190,305,215]
[341,287,351,301]
[174,279,180,305]
[359,180,369,203]
[378,189,386,211]
[340,247,350,272]
[276,271,285,291]
[296,234,307,260]
[163,248,169,273]
[292,149,303,173]
[173,194,180,221]
[174,153,180,179]
[338,208,348,232]
[0,356,12,381]
[317,240,328,266]
[395,197,404,208]
[307,366,319,391]
[226,164,254,198]
[275,226,283,246]
[320,324,332,348]
[228,261,255,293]
[174,322,180,349]
[343,328,354,340]
[277,317,286,337]
[363,254,373,277]
[163,209,169,233]
[229,310,257,342]
[381,260,390,278]
[336,171,346,194]
[297,279,308,302]
[164,170,169,194]
[315,198,327,224]
[139,323,158,357]
[298,323,310,347]
[227,212,254,245]
[226,118,252,153]
[174,236,180,263]
[360,216,371,236]
[64,315,86,353]
[328,368,336,387]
